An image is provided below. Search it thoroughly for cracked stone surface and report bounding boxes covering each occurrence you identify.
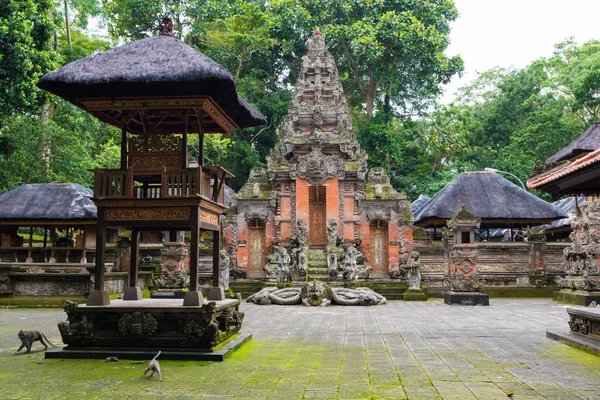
[1,299,599,399]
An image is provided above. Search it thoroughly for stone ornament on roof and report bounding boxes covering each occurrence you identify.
[447,205,481,230]
[159,16,174,37]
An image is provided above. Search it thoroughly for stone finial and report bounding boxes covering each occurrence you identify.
[314,27,321,37]
[159,17,174,36]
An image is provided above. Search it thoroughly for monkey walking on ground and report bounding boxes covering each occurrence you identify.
[144,351,162,381]
[15,330,57,354]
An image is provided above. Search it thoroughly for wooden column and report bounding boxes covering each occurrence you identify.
[26,226,33,263]
[207,229,225,300]
[43,227,48,262]
[123,229,142,300]
[49,228,56,263]
[81,227,87,264]
[183,207,204,306]
[120,124,127,170]
[212,229,221,288]
[87,208,109,305]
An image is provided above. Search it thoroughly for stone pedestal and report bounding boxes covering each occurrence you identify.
[207,286,225,300]
[444,291,489,306]
[183,290,204,306]
[52,298,245,359]
[553,290,600,306]
[123,286,143,300]
[86,290,110,306]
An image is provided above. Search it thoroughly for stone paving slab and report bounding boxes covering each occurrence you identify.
[1,299,599,399]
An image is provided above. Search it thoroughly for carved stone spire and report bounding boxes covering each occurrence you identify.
[159,17,174,37]
[267,29,367,182]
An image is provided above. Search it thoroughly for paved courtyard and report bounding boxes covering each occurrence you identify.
[0,299,599,399]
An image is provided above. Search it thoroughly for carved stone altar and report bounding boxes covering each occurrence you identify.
[47,298,246,360]
[546,303,600,356]
[444,206,489,306]
[223,30,413,285]
[554,200,600,305]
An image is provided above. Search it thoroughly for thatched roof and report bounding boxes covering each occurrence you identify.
[0,184,96,222]
[37,35,266,130]
[413,171,568,228]
[546,119,600,164]
[411,194,430,216]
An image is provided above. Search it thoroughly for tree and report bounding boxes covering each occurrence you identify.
[269,0,463,118]
[0,0,59,124]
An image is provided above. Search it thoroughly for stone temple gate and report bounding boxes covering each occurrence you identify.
[224,30,413,282]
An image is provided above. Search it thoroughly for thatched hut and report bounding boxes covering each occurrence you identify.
[414,171,568,232]
[0,184,98,264]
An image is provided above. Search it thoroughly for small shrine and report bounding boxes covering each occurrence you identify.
[224,30,413,285]
[444,206,489,306]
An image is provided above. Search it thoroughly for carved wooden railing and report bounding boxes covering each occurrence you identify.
[94,169,132,198]
[94,167,227,205]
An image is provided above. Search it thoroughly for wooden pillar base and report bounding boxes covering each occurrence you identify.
[86,290,110,306]
[183,290,204,306]
[26,257,33,263]
[123,287,143,301]
[207,287,225,301]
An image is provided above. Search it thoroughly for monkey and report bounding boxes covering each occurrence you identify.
[144,351,162,381]
[15,330,57,354]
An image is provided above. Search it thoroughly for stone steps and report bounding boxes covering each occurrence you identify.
[307,249,329,282]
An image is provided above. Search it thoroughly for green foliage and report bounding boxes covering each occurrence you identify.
[269,0,463,117]
[0,0,59,123]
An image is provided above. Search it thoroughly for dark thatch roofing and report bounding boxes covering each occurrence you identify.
[0,184,96,221]
[37,35,266,129]
[546,119,600,164]
[411,194,430,216]
[413,171,568,227]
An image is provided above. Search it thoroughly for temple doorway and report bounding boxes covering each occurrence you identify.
[248,219,266,273]
[370,220,388,272]
[308,185,327,246]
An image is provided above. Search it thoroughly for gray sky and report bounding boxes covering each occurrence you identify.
[442,0,600,103]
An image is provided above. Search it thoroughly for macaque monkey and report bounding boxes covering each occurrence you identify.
[144,351,162,381]
[15,330,57,354]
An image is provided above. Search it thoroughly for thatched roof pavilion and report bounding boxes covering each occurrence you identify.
[414,171,568,228]
[0,184,96,222]
[0,184,98,264]
[38,29,266,134]
[546,119,600,164]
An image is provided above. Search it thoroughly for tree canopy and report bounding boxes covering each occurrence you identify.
[1,0,599,207]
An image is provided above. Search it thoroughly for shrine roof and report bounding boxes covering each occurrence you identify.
[0,184,96,222]
[37,35,266,129]
[546,119,600,164]
[411,194,431,216]
[413,171,568,228]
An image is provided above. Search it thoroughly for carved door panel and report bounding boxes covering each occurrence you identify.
[370,221,388,273]
[248,225,266,274]
[309,185,327,246]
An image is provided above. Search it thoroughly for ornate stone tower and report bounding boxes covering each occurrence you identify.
[225,29,413,282]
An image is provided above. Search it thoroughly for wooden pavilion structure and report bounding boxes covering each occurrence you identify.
[37,17,265,310]
[414,171,568,233]
[0,184,97,265]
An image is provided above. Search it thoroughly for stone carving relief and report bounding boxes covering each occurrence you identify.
[246,280,386,306]
[290,147,341,184]
[219,249,231,290]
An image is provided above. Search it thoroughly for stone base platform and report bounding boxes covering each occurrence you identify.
[45,333,252,361]
[403,290,428,301]
[54,298,245,356]
[553,290,600,306]
[444,292,489,306]
[546,331,600,356]
[547,305,600,356]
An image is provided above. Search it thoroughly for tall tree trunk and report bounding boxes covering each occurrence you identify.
[366,73,377,119]
[64,0,71,48]
[38,103,54,178]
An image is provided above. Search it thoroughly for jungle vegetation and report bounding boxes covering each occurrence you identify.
[1,0,599,201]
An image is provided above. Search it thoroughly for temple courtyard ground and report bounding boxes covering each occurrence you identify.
[0,299,598,399]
